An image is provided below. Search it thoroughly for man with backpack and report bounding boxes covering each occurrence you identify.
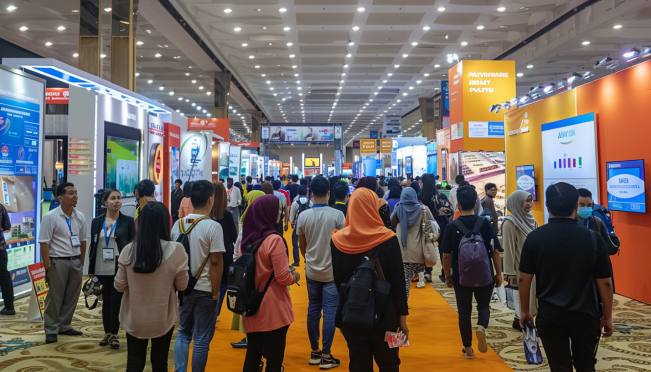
[297,176,346,369]
[171,180,225,372]
[441,185,503,360]
[518,183,614,371]
[289,186,312,267]
[576,188,620,292]
[227,178,242,234]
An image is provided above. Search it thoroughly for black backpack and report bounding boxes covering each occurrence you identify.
[338,247,391,330]
[226,233,281,316]
[176,216,210,295]
[292,197,311,227]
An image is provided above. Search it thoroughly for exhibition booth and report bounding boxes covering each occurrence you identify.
[504,59,651,304]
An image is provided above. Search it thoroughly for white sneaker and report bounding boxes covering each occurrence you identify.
[416,281,425,288]
[476,325,488,353]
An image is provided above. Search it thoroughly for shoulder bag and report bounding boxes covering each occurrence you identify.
[420,206,440,267]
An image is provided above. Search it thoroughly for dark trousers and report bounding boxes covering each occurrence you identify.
[243,325,289,372]
[453,282,493,347]
[126,326,174,372]
[217,283,227,316]
[536,303,601,372]
[291,229,300,265]
[0,250,14,310]
[95,274,122,334]
[341,325,401,372]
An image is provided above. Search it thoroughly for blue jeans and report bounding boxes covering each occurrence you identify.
[174,290,219,372]
[217,283,227,316]
[306,277,339,354]
[292,229,300,265]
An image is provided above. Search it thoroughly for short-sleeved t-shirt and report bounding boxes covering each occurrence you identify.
[519,218,612,317]
[273,191,287,209]
[171,214,225,293]
[296,206,345,282]
[440,215,501,284]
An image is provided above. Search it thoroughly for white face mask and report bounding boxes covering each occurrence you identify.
[299,197,308,205]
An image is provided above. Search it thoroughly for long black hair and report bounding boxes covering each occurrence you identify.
[418,173,438,216]
[182,181,193,198]
[131,202,171,273]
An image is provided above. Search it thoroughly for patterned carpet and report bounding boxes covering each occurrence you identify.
[1,272,650,371]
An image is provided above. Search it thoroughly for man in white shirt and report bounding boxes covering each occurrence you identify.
[171,180,225,372]
[272,180,288,234]
[39,183,87,344]
[297,176,345,369]
[226,178,242,233]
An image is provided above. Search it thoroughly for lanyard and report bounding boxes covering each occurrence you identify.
[66,217,74,236]
[103,220,118,247]
[335,202,346,205]
[313,204,328,208]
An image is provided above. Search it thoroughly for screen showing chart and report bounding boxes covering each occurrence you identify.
[606,160,646,213]
[515,165,536,201]
[106,136,140,197]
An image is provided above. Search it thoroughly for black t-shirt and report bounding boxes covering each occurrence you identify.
[519,218,612,317]
[441,215,501,284]
[286,183,299,204]
[330,203,347,218]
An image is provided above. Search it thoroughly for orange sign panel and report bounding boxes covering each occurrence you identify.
[187,118,230,142]
[360,139,377,154]
[380,139,392,153]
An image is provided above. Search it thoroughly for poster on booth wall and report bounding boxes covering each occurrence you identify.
[451,122,463,140]
[606,160,646,213]
[229,146,241,179]
[218,142,230,180]
[460,151,506,212]
[541,113,599,221]
[180,131,210,182]
[148,115,165,202]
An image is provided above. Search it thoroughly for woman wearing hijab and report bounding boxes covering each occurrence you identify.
[383,178,401,200]
[252,184,262,191]
[239,190,265,230]
[409,181,421,195]
[331,188,409,371]
[241,195,300,372]
[391,187,436,298]
[502,190,538,331]
[357,176,392,229]
[386,186,401,214]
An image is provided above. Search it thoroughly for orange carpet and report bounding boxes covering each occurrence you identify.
[190,228,514,372]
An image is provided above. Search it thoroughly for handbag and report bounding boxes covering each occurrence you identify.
[420,207,440,267]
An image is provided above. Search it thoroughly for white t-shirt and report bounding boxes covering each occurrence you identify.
[296,206,345,282]
[171,214,225,293]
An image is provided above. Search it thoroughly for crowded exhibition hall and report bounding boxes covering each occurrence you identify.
[1,0,651,371]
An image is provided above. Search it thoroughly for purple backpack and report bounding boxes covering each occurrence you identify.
[453,219,493,287]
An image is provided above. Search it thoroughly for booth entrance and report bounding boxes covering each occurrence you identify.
[42,136,68,213]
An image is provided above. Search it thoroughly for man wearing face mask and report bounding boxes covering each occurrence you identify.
[576,188,620,292]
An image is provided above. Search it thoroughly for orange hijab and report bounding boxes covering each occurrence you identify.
[332,188,396,254]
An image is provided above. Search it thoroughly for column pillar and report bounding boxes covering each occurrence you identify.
[213,72,232,119]
[419,96,436,141]
[250,110,262,143]
[78,0,101,76]
[110,0,139,91]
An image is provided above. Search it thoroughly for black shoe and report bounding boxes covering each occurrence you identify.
[99,334,110,346]
[292,263,300,267]
[438,275,446,283]
[231,337,247,349]
[45,334,58,344]
[109,335,120,349]
[0,308,15,316]
[320,354,340,369]
[59,328,83,336]
[512,317,523,331]
[424,274,432,283]
[309,350,322,365]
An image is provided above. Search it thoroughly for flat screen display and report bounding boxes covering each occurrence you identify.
[515,165,536,201]
[606,159,646,213]
[105,121,142,197]
[305,157,320,167]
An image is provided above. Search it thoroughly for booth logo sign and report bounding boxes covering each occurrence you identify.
[558,129,576,145]
[509,112,530,136]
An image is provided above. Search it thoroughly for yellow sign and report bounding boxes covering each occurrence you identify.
[380,139,392,154]
[305,157,320,167]
[360,139,377,154]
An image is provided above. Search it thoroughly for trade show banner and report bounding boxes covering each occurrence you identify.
[335,150,342,175]
[180,131,211,182]
[541,113,599,221]
[441,81,450,117]
[148,115,165,202]
[228,145,242,178]
[188,118,230,142]
[218,142,230,180]
[0,66,45,294]
[45,88,69,105]
[383,115,401,138]
[360,139,376,155]
[380,139,392,154]
[163,123,181,209]
[269,126,333,142]
[27,262,48,320]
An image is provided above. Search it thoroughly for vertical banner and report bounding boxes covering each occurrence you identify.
[335,150,342,176]
[163,123,181,209]
[218,142,230,180]
[27,262,48,319]
[148,115,165,202]
[228,146,242,178]
[180,131,210,182]
[441,81,450,117]
[241,149,251,178]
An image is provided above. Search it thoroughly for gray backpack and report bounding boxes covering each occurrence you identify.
[452,219,493,287]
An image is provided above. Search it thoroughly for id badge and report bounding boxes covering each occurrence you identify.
[70,235,81,248]
[102,248,114,260]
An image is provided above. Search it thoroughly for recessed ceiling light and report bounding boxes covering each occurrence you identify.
[461,41,468,46]
[169,91,174,96]
[357,7,365,12]
[155,53,161,57]
[402,54,408,58]
[262,26,268,30]
[57,26,66,31]
[394,65,400,68]
[423,26,430,31]
[438,6,445,11]
[526,65,533,69]
[388,73,393,76]
[192,80,196,84]
[19,26,28,31]
[497,7,506,12]
[73,53,79,57]
[159,85,165,90]
[136,41,144,46]
[279,7,287,12]
[348,41,354,46]
[582,41,590,45]
[224,8,232,13]
[100,54,106,58]
[613,24,622,29]
[477,25,485,30]
[104,7,111,12]
[287,42,293,46]
[242,43,248,47]
[346,53,352,58]
[257,8,261,12]
[262,74,266,76]
[352,26,359,31]
[249,55,255,59]
[71,9,79,13]
[292,65,297,68]
[147,80,153,84]
[45,42,52,46]
[516,72,523,77]
[234,27,241,32]
[199,86,204,90]
[255,65,260,68]
[283,27,291,31]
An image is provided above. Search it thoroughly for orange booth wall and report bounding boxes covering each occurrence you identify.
[505,60,651,304]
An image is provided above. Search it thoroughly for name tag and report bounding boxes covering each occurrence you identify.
[71,235,81,248]
[102,248,115,260]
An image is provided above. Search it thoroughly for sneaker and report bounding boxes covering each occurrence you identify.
[109,335,120,349]
[0,307,15,316]
[438,275,446,283]
[231,337,247,349]
[416,281,425,288]
[99,334,110,346]
[424,274,432,283]
[320,355,340,369]
[45,334,58,344]
[462,348,474,360]
[291,263,300,267]
[476,325,488,353]
[309,350,322,365]
[59,328,83,336]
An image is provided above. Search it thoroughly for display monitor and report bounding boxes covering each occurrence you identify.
[606,159,646,213]
[105,122,141,197]
[515,165,537,201]
[305,157,320,167]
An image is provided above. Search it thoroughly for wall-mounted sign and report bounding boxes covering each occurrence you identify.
[261,127,269,139]
[45,88,69,105]
[353,140,360,149]
[468,121,504,138]
[380,139,393,154]
[335,126,342,139]
[229,141,259,148]
[606,159,646,213]
[360,139,377,155]
[370,131,378,139]
[187,118,230,142]
[451,122,463,140]
[148,143,163,185]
